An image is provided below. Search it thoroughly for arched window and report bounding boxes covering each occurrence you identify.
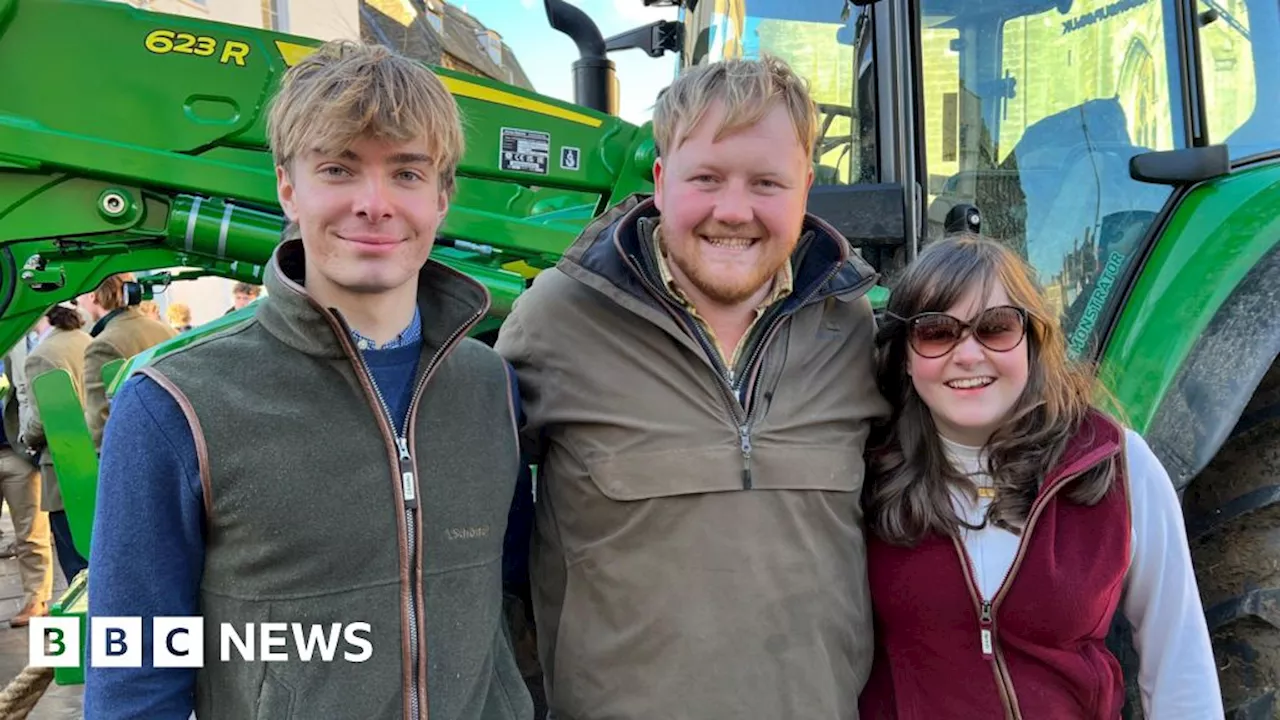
[1118,40,1159,149]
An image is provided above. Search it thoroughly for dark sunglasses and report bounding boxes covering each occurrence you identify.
[886,305,1029,359]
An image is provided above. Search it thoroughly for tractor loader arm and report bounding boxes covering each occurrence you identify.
[0,0,660,355]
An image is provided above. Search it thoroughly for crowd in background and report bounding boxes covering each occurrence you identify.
[0,275,261,630]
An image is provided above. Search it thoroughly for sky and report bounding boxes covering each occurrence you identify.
[456,0,680,125]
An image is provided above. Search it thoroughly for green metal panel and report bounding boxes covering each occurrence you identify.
[29,368,97,559]
[101,357,125,398]
[866,284,889,309]
[0,0,645,207]
[1097,161,1280,430]
[608,128,659,203]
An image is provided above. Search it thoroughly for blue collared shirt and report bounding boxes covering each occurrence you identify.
[350,306,422,350]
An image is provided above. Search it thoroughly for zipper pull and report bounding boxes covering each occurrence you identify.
[397,436,418,509]
[739,425,753,489]
[979,601,993,657]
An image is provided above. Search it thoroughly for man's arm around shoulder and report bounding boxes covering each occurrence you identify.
[85,372,206,720]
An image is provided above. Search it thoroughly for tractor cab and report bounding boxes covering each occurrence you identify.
[663,0,1276,358]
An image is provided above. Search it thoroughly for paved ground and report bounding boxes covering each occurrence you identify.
[0,506,83,719]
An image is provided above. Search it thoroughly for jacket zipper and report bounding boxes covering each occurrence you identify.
[324,312,423,720]
[623,253,873,490]
[679,308,755,487]
[738,265,876,412]
[363,359,423,720]
[951,466,1095,720]
[623,254,752,485]
[953,536,1018,719]
[402,305,486,715]
[732,262,873,486]
[328,304,484,720]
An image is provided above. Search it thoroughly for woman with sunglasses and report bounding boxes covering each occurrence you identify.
[858,235,1221,719]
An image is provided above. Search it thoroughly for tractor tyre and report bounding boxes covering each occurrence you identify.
[1185,360,1280,719]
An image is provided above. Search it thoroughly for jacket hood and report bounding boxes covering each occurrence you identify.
[256,239,490,359]
[560,194,878,318]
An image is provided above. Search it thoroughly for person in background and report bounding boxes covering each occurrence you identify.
[20,302,91,585]
[224,281,261,315]
[0,336,52,627]
[859,234,1222,718]
[78,273,177,451]
[166,302,193,333]
[138,300,161,323]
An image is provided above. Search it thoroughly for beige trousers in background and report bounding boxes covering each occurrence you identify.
[0,448,51,607]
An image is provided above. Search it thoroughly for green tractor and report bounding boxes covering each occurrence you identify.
[2,0,1279,714]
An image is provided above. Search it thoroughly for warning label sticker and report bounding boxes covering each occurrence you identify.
[500,127,549,174]
[560,146,581,171]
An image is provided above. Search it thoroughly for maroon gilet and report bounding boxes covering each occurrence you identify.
[860,411,1130,719]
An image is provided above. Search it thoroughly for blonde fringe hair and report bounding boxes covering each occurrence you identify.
[266,40,464,196]
[652,55,819,159]
[167,302,192,326]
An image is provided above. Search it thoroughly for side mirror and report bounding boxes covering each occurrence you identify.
[605,20,684,58]
[1130,145,1230,186]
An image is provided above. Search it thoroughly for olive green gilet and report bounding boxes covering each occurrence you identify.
[144,241,532,720]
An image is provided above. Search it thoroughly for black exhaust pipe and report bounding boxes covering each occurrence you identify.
[544,0,617,115]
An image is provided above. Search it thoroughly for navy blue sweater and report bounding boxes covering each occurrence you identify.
[83,339,533,718]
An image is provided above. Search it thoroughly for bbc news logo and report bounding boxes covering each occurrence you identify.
[29,617,373,668]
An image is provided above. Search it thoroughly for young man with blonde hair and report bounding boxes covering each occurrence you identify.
[166,301,193,332]
[497,56,890,719]
[87,40,533,720]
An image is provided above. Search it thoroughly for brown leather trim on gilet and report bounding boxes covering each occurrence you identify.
[139,367,213,519]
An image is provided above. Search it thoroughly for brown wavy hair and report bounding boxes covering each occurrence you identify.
[865,234,1115,546]
[45,305,84,331]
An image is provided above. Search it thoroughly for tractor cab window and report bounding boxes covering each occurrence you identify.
[681,0,879,186]
[1197,0,1280,160]
[918,0,1185,358]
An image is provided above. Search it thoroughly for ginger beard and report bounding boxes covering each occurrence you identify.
[662,221,793,306]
